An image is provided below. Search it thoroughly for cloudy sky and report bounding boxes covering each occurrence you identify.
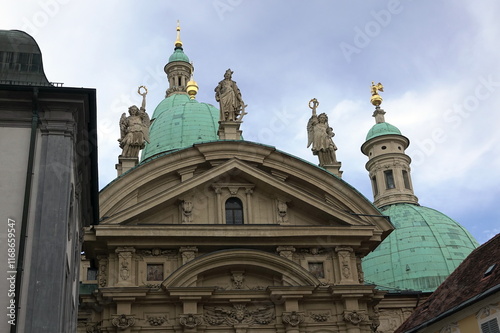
[2,1,499,244]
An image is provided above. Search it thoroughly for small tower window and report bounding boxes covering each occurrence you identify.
[384,170,395,189]
[402,170,411,189]
[225,197,244,225]
[371,176,378,196]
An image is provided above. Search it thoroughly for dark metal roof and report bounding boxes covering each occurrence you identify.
[0,30,51,86]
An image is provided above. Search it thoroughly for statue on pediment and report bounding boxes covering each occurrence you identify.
[119,86,151,158]
[307,98,338,166]
[215,69,246,121]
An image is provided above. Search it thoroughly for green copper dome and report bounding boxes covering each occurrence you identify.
[365,122,401,141]
[362,203,479,292]
[168,47,190,63]
[141,95,220,161]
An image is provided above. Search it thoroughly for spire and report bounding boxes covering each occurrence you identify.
[174,20,183,49]
[164,22,193,97]
[361,82,419,208]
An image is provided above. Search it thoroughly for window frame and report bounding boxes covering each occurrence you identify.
[225,197,244,225]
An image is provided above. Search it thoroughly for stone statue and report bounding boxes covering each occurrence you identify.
[214,69,246,121]
[119,86,151,158]
[307,98,338,166]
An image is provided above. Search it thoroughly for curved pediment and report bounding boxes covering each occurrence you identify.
[98,141,393,247]
[162,249,321,288]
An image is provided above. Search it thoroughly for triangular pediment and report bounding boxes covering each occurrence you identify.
[102,158,370,227]
[97,141,393,249]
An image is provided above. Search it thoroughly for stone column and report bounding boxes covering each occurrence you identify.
[115,247,136,287]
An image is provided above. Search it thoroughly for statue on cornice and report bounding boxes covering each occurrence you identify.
[119,86,151,158]
[307,98,338,166]
[215,69,246,121]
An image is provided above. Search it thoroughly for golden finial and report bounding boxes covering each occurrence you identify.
[186,63,198,99]
[370,81,384,106]
[175,20,183,48]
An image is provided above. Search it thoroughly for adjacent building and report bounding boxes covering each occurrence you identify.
[0,30,98,333]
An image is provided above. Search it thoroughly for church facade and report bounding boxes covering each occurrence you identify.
[78,26,478,333]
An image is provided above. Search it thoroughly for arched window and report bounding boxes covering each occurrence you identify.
[225,197,244,225]
[384,170,395,189]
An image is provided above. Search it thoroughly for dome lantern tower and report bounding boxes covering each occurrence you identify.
[361,82,418,208]
[164,21,193,98]
[361,82,478,293]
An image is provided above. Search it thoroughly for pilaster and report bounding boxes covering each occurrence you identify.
[115,247,136,287]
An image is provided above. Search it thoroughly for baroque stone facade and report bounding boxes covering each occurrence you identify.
[79,140,394,333]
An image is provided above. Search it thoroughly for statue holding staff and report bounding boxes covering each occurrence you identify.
[307,98,338,166]
[119,86,151,158]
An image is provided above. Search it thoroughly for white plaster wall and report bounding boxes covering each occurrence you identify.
[0,127,30,332]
